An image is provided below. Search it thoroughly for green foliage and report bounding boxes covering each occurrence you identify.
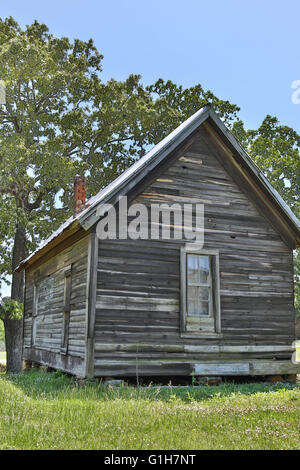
[0,17,103,279]
[0,297,23,321]
[0,17,240,283]
[145,78,240,143]
[232,116,300,218]
[0,370,299,450]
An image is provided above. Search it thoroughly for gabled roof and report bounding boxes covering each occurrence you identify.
[17,105,300,271]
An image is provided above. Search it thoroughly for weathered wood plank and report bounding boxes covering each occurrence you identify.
[23,234,90,363]
[93,125,295,377]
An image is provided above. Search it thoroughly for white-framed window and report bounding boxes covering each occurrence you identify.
[180,246,221,336]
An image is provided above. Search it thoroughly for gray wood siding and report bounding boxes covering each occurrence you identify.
[23,235,89,360]
[94,128,295,376]
[23,282,34,348]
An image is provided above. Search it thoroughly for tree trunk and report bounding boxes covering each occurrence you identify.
[4,222,26,374]
[4,315,23,373]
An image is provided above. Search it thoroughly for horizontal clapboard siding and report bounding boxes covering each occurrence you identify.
[94,128,295,376]
[23,235,89,364]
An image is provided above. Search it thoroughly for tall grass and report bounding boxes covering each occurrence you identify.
[0,370,299,450]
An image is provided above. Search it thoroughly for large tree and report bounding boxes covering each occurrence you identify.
[232,116,300,218]
[0,18,240,372]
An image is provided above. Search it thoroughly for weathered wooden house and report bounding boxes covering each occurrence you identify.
[17,106,300,379]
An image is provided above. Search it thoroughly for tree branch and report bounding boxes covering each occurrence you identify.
[26,190,44,211]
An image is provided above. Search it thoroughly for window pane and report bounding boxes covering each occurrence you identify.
[187,286,197,316]
[187,254,210,285]
[187,254,199,284]
[198,300,209,316]
[199,287,210,302]
[199,256,210,284]
[187,286,210,316]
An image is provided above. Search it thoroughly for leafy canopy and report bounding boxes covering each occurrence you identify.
[0,297,23,321]
[0,17,240,283]
[232,117,300,218]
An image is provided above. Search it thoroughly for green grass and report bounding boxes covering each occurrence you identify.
[0,370,300,450]
[0,352,6,360]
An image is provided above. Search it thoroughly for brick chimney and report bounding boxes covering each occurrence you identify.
[74,175,86,216]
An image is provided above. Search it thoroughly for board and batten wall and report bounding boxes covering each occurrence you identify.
[94,125,297,377]
[23,233,90,376]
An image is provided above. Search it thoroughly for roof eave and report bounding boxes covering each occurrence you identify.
[16,218,82,272]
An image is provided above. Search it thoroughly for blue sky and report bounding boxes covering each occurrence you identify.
[1,0,300,296]
[1,0,300,130]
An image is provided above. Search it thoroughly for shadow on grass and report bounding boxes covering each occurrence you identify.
[1,369,299,403]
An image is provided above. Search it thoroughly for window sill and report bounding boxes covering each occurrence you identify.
[180,332,223,339]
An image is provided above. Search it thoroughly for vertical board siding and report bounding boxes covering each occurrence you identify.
[94,129,295,375]
[23,282,34,348]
